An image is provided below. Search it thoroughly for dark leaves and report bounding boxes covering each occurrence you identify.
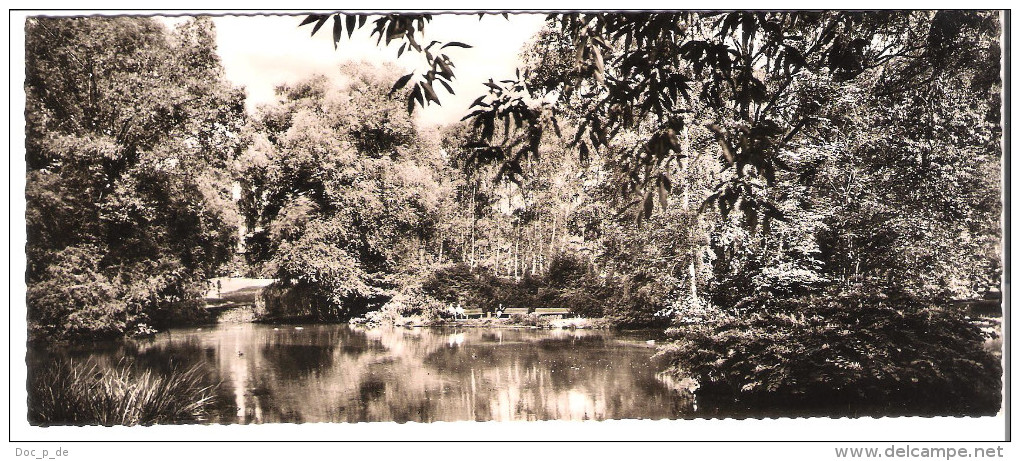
[301,11,944,229]
[708,124,736,166]
[332,16,343,48]
[437,78,455,95]
[641,190,655,223]
[302,13,465,114]
[420,81,440,105]
[390,73,414,95]
[345,15,356,38]
[310,16,329,36]
[469,95,488,109]
[407,85,420,114]
[299,15,323,27]
[657,175,671,210]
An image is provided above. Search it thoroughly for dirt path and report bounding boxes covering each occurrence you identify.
[203,277,276,323]
[203,277,276,300]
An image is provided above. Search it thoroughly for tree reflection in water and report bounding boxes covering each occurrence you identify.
[34,324,694,423]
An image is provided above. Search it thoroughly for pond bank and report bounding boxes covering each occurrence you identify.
[349,313,614,330]
[207,301,615,330]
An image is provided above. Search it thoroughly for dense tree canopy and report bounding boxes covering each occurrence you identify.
[304,10,1001,297]
[25,17,245,339]
[238,66,457,319]
[307,11,999,221]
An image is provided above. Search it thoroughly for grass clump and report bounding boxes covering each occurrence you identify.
[28,357,217,426]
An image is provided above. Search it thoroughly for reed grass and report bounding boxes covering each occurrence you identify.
[29,357,217,426]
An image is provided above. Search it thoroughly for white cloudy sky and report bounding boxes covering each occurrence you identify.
[169,13,547,127]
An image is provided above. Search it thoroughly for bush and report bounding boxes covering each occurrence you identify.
[28,357,217,426]
[26,246,211,341]
[507,313,553,327]
[352,285,452,327]
[416,255,681,329]
[256,279,390,323]
[657,289,1002,416]
[602,273,674,329]
[422,263,503,312]
[265,224,392,321]
[27,246,126,340]
[545,253,609,318]
[256,282,321,321]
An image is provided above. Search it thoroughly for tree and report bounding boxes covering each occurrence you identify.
[305,11,999,223]
[302,9,1002,304]
[240,65,453,320]
[25,17,245,339]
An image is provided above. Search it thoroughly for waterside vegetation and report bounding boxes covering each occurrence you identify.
[28,357,217,426]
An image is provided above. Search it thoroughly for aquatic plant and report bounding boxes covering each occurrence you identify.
[28,357,217,426]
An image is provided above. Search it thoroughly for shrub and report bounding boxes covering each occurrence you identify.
[421,263,477,303]
[545,253,608,318]
[602,273,674,329]
[119,258,212,330]
[422,263,503,312]
[507,313,552,327]
[256,279,390,322]
[545,252,591,286]
[258,216,400,322]
[657,289,1002,416]
[388,286,453,319]
[27,246,126,340]
[256,282,321,321]
[352,285,452,327]
[26,246,210,341]
[28,358,217,426]
[416,255,679,329]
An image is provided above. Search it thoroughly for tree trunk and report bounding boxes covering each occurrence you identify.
[689,259,698,299]
[494,242,501,276]
[438,230,444,264]
[469,184,477,268]
[513,229,520,280]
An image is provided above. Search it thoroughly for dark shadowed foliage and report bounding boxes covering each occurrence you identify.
[658,288,1001,416]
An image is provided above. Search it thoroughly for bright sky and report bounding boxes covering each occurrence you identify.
[191,13,547,127]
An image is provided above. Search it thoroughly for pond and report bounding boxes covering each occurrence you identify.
[30,323,698,424]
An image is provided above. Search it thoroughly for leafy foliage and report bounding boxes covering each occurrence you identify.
[657,289,1002,415]
[418,255,667,327]
[310,11,998,226]
[240,66,452,319]
[22,11,1002,419]
[27,245,126,339]
[301,13,473,113]
[350,285,452,327]
[25,17,245,339]
[271,11,1005,416]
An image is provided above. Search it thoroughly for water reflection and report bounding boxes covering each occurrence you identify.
[30,324,694,423]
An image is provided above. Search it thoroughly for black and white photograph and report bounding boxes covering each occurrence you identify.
[9,6,1009,449]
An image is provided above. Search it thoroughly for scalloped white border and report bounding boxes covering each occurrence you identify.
[5,2,1011,452]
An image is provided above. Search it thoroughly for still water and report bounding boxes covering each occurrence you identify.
[36,324,696,423]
